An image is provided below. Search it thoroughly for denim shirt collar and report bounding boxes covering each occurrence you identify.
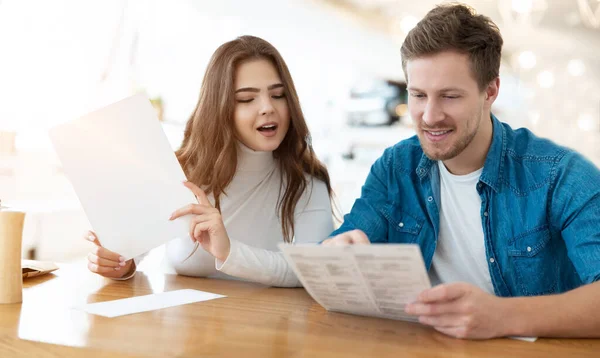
[415,114,505,193]
[479,114,505,192]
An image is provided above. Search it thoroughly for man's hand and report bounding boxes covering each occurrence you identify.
[321,229,370,246]
[405,282,510,339]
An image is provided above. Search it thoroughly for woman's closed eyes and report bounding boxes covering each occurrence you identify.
[236,92,286,104]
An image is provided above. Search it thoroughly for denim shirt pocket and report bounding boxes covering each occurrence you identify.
[507,225,558,296]
[377,204,424,243]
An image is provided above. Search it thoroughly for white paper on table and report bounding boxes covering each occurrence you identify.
[76,289,226,318]
[509,336,538,342]
[49,94,197,260]
[279,243,431,322]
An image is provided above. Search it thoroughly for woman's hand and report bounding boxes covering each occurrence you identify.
[84,230,133,278]
[169,181,231,262]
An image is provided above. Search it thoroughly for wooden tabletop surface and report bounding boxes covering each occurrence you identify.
[1,264,598,357]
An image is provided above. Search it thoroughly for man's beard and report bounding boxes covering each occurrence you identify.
[419,119,479,161]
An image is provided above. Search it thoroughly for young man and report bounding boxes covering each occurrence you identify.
[324,3,600,339]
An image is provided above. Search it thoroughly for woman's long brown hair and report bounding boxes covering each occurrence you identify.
[176,35,333,245]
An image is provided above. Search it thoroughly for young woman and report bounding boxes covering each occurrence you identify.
[84,36,334,287]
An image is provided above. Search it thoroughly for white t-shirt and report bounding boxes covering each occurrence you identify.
[428,161,495,295]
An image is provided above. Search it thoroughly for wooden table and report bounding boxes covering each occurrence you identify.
[1,265,598,357]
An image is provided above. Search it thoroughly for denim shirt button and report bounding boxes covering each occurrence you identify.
[398,222,404,228]
[427,196,433,202]
[483,211,488,217]
[489,258,495,263]
[527,246,532,252]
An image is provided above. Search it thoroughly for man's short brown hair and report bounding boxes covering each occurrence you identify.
[401,3,503,90]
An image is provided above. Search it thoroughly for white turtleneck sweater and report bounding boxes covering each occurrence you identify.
[140,143,333,287]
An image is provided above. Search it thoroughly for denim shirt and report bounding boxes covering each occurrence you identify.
[332,115,600,297]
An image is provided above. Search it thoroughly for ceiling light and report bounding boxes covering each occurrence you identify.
[500,0,548,25]
[577,113,597,131]
[537,71,554,88]
[518,51,536,69]
[512,0,534,15]
[567,59,586,76]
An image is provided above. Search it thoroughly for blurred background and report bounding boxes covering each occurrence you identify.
[0,0,599,263]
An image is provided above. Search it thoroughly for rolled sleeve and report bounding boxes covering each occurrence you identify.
[551,151,600,284]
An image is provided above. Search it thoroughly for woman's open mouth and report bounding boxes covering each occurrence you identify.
[257,123,278,137]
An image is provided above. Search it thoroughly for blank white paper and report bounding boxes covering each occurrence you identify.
[509,336,538,342]
[77,289,226,318]
[49,94,197,260]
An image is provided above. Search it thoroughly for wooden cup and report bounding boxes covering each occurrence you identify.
[0,209,25,304]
